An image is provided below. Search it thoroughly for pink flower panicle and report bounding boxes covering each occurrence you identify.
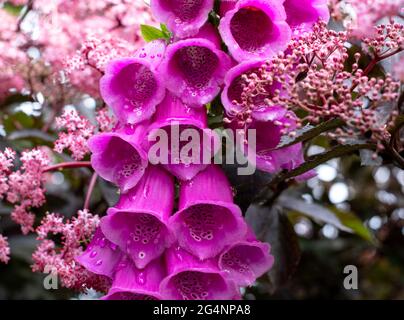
[6,148,51,234]
[0,234,10,264]
[226,21,401,153]
[54,109,96,160]
[0,148,16,198]
[330,0,403,38]
[96,107,117,133]
[32,210,110,291]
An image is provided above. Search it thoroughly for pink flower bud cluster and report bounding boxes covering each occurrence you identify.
[232,21,401,152]
[31,210,110,291]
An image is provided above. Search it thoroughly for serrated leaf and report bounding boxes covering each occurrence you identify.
[140,24,168,42]
[246,205,301,292]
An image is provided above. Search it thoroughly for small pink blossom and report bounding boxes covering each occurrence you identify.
[0,234,10,264]
[54,109,96,160]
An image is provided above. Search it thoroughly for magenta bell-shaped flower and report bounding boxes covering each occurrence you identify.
[160,246,239,300]
[158,38,232,106]
[76,228,122,279]
[218,228,274,286]
[221,59,283,115]
[150,0,214,39]
[88,123,149,193]
[219,0,291,62]
[102,255,166,300]
[284,0,330,34]
[148,92,218,180]
[100,40,166,125]
[170,165,247,260]
[228,106,314,178]
[100,166,175,269]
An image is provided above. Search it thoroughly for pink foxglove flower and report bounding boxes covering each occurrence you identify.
[101,166,175,269]
[88,123,149,193]
[160,246,239,300]
[150,0,215,38]
[76,228,122,279]
[219,0,291,62]
[221,59,283,115]
[158,38,232,105]
[102,255,166,300]
[148,93,217,180]
[100,41,166,125]
[229,106,308,174]
[283,0,330,34]
[170,165,247,259]
[218,229,274,286]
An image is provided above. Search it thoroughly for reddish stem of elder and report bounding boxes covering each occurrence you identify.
[43,161,92,173]
[84,173,98,210]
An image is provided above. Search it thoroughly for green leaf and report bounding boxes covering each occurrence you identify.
[160,23,171,38]
[140,24,169,42]
[278,196,353,232]
[331,207,374,243]
[3,2,24,16]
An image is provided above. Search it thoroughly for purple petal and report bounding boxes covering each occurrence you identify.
[100,166,175,269]
[76,228,122,279]
[88,124,149,193]
[219,0,291,62]
[160,246,239,300]
[170,165,247,259]
[151,0,214,38]
[219,0,237,17]
[148,93,217,180]
[284,0,330,34]
[185,23,222,49]
[222,59,282,114]
[100,42,166,125]
[158,38,232,105]
[102,255,165,300]
[219,240,274,286]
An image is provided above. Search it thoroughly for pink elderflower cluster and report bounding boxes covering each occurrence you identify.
[0,0,155,100]
[329,0,403,38]
[32,210,110,291]
[54,109,96,160]
[96,107,117,133]
[0,10,28,101]
[65,35,138,97]
[5,148,51,234]
[230,21,401,152]
[0,234,10,264]
[0,148,16,197]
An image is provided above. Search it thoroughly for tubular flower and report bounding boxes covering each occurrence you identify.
[102,255,166,300]
[88,123,149,193]
[158,38,232,105]
[229,106,310,174]
[100,40,166,125]
[101,166,175,269]
[221,59,282,115]
[218,229,274,286]
[219,0,291,62]
[148,93,217,180]
[76,228,122,279]
[283,0,330,34]
[170,165,247,260]
[150,0,215,38]
[160,246,239,300]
